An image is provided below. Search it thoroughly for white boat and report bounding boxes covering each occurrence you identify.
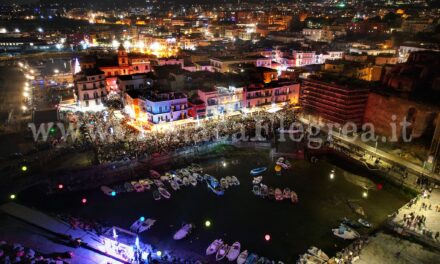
[252,176,263,185]
[189,176,198,186]
[221,178,229,189]
[153,190,161,201]
[137,219,156,233]
[231,176,240,185]
[227,242,241,261]
[160,175,169,182]
[158,187,171,199]
[101,186,115,196]
[252,185,261,196]
[216,244,230,261]
[154,179,164,188]
[226,176,233,185]
[237,250,248,264]
[299,253,325,264]
[358,218,372,228]
[307,246,329,261]
[183,177,190,186]
[291,192,299,203]
[275,188,283,200]
[139,179,151,190]
[332,224,360,240]
[170,180,180,191]
[173,223,193,240]
[206,239,223,255]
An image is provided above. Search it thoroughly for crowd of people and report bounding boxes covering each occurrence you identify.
[0,241,71,264]
[60,108,298,164]
[333,238,369,264]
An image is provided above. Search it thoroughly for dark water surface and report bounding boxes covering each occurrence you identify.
[19,148,410,263]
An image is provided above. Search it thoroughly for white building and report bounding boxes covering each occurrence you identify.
[74,68,107,109]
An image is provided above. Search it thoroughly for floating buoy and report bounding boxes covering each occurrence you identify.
[275,165,282,172]
[81,198,87,204]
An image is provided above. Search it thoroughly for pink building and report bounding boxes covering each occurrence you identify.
[243,81,300,109]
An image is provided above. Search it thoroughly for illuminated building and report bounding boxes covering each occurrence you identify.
[244,81,300,109]
[74,68,107,109]
[197,86,243,117]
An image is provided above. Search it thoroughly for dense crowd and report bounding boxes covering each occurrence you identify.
[0,241,71,264]
[333,238,369,264]
[61,108,298,164]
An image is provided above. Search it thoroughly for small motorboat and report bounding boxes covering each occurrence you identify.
[227,242,241,261]
[358,218,372,228]
[347,200,366,217]
[206,239,223,255]
[158,187,171,199]
[132,182,145,192]
[153,190,161,201]
[206,175,225,196]
[221,178,229,189]
[252,176,263,185]
[137,219,156,233]
[252,185,261,196]
[291,192,299,203]
[231,176,240,185]
[154,179,164,188]
[189,176,198,187]
[216,244,230,261]
[173,223,193,240]
[237,250,248,264]
[124,182,134,192]
[307,246,329,261]
[283,188,291,199]
[183,177,190,186]
[250,167,267,175]
[341,217,362,228]
[139,179,151,190]
[274,188,283,200]
[245,253,258,264]
[332,224,360,240]
[101,186,115,196]
[150,169,161,178]
[170,180,180,191]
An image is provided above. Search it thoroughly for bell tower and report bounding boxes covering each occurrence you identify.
[118,44,128,67]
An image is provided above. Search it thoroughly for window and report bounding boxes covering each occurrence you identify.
[84,94,89,100]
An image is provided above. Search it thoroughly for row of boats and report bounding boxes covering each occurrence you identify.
[251,181,298,204]
[206,240,284,264]
[205,175,240,196]
[130,217,194,241]
[332,217,372,240]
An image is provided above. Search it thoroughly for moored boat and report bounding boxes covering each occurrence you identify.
[358,218,372,228]
[153,190,161,201]
[231,176,240,185]
[216,244,230,261]
[227,242,241,261]
[341,217,362,228]
[274,188,283,200]
[237,250,248,264]
[260,184,268,197]
[173,223,193,240]
[189,176,198,187]
[206,239,223,255]
[332,224,360,240]
[221,178,229,189]
[137,218,156,233]
[206,175,225,196]
[347,200,366,217]
[139,179,151,190]
[252,185,261,196]
[158,187,171,199]
[252,176,263,185]
[250,167,267,175]
[124,182,134,192]
[150,169,161,178]
[132,182,145,192]
[101,186,115,196]
[307,246,329,261]
[283,188,291,199]
[169,180,180,191]
[291,192,299,203]
[245,253,258,264]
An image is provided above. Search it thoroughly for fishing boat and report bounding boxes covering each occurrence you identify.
[358,218,372,228]
[291,192,299,203]
[237,250,248,264]
[158,187,171,199]
[206,175,225,196]
[101,186,115,196]
[124,182,134,192]
[169,180,180,191]
[252,176,263,185]
[173,223,193,240]
[206,239,223,255]
[221,178,229,189]
[307,246,329,261]
[216,244,230,261]
[275,188,283,200]
[137,219,156,233]
[227,242,241,261]
[245,253,259,264]
[231,176,240,185]
[132,182,145,192]
[341,217,362,228]
[252,185,261,196]
[283,188,291,199]
[250,167,267,175]
[150,170,161,178]
[153,190,161,201]
[332,224,360,240]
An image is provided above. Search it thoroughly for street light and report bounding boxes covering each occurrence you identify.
[374,141,378,154]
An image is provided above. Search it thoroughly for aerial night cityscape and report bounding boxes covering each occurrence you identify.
[0,0,439,263]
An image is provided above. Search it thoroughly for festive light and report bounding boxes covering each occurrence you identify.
[81,198,87,204]
[21,165,28,172]
[58,184,64,189]
[362,191,368,198]
[205,220,211,227]
[264,234,271,241]
[10,194,16,200]
[111,191,116,196]
[140,216,145,222]
[156,251,162,257]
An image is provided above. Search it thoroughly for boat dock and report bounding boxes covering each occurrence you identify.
[0,202,127,263]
